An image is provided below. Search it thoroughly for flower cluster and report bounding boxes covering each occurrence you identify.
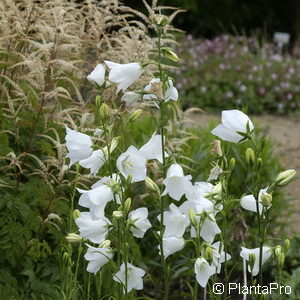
[175,34,300,114]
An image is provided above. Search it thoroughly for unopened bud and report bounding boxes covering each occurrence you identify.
[212,182,222,195]
[150,14,169,26]
[128,109,142,122]
[245,148,255,165]
[275,169,296,186]
[161,47,179,62]
[95,95,102,107]
[63,252,70,262]
[249,253,256,271]
[284,239,290,252]
[66,233,82,243]
[112,210,123,219]
[145,177,160,194]
[261,192,272,207]
[229,157,236,170]
[205,247,214,264]
[274,245,282,257]
[257,157,263,170]
[188,209,197,227]
[211,140,222,156]
[100,240,111,248]
[124,198,132,212]
[73,209,81,220]
[99,103,109,120]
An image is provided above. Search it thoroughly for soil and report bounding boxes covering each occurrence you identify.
[189,113,300,234]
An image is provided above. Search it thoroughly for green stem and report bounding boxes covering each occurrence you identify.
[69,165,80,232]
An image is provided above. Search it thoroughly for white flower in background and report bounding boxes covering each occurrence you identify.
[65,127,93,166]
[240,246,272,276]
[139,132,168,163]
[87,64,106,86]
[84,244,113,274]
[128,207,152,238]
[79,149,105,175]
[105,61,143,92]
[158,204,189,238]
[121,92,140,106]
[116,146,147,182]
[240,187,269,214]
[165,79,179,102]
[194,257,216,288]
[113,263,145,293]
[210,242,231,273]
[162,164,192,201]
[159,236,185,259]
[211,110,254,143]
[75,212,110,244]
[143,78,178,102]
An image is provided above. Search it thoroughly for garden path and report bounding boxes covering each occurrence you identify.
[190,113,300,234]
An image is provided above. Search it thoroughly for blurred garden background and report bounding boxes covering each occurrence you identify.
[0,0,300,299]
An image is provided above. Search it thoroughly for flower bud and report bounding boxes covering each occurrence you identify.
[145,177,160,195]
[257,157,263,170]
[100,239,111,248]
[205,247,214,264]
[275,169,296,186]
[128,109,142,122]
[229,157,236,170]
[161,47,179,62]
[284,239,290,252]
[95,95,102,107]
[211,140,222,156]
[245,148,255,165]
[274,245,282,257]
[150,14,169,26]
[124,198,132,213]
[66,233,82,243]
[261,192,272,207]
[188,209,197,227]
[99,103,109,120]
[112,210,123,219]
[249,253,256,272]
[212,182,222,195]
[73,209,81,220]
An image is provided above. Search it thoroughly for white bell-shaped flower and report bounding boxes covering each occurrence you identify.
[84,244,113,274]
[157,204,189,238]
[77,185,114,218]
[240,246,272,276]
[75,212,110,244]
[116,146,147,182]
[211,110,254,143]
[240,187,269,215]
[121,92,140,106]
[113,263,145,293]
[79,149,106,175]
[65,127,93,166]
[210,242,231,273]
[105,61,143,92]
[143,78,178,102]
[87,64,106,86]
[128,207,152,238]
[159,236,185,259]
[162,164,192,201]
[194,257,216,288]
[139,132,168,163]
